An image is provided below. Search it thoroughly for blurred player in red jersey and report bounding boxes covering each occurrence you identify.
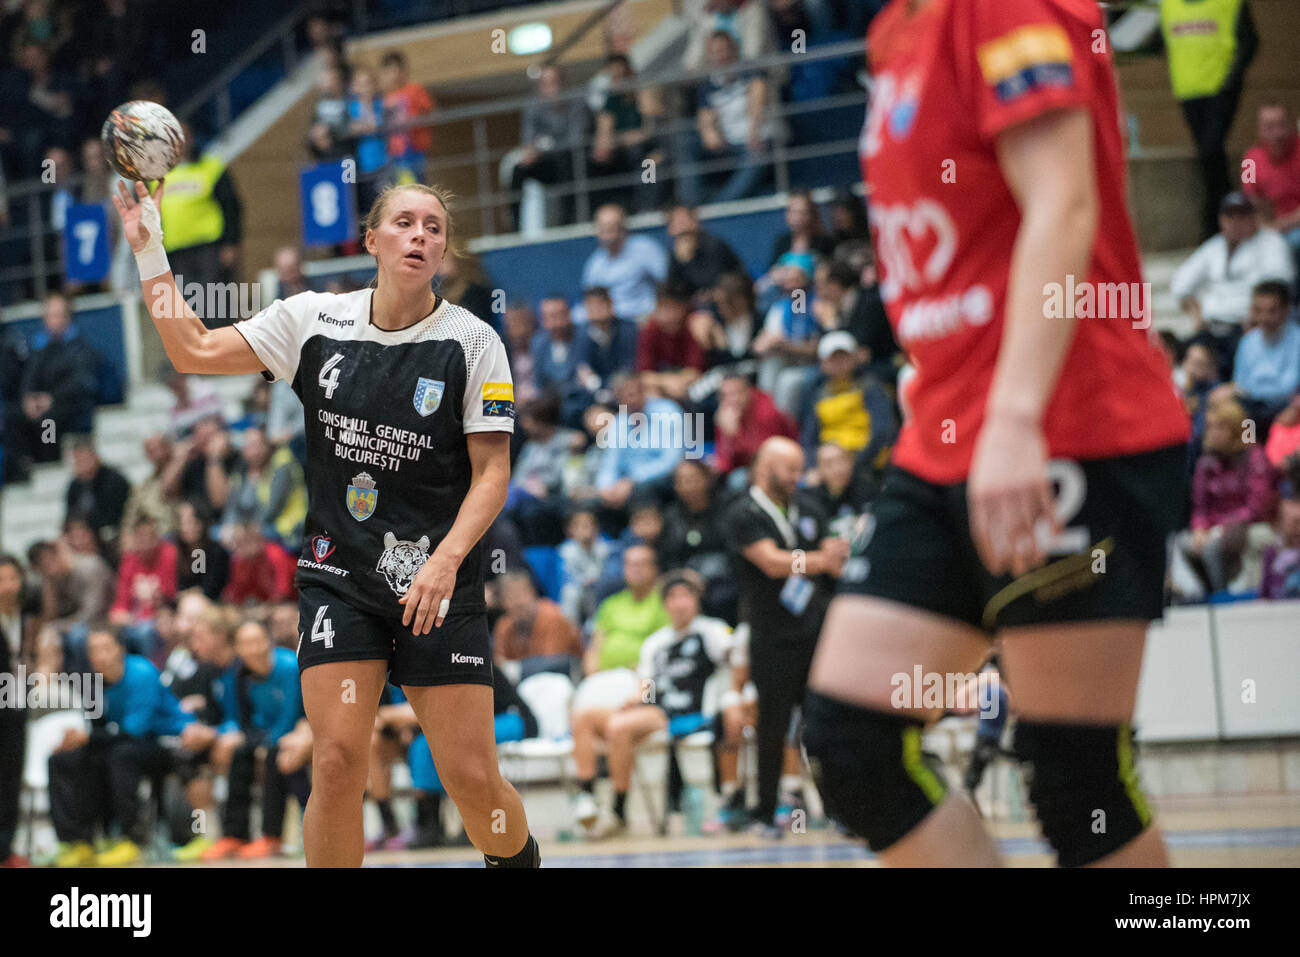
[802,0,1190,867]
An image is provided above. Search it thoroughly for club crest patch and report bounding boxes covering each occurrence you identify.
[414,377,445,417]
[311,535,335,561]
[346,472,378,521]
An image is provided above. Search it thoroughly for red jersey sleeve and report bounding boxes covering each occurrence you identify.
[956,0,1094,143]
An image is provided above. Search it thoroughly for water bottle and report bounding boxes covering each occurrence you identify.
[683,785,705,837]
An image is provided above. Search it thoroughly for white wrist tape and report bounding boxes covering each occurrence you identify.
[133,190,170,280]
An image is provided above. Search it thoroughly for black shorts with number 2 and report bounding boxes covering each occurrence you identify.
[837,444,1187,633]
[297,584,494,687]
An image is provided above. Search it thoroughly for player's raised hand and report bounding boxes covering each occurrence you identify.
[400,550,459,634]
[111,179,165,254]
[967,413,1058,578]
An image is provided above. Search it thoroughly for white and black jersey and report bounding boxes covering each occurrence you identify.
[636,615,733,718]
[234,288,514,619]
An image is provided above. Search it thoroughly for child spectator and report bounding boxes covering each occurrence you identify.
[222,522,296,606]
[1259,496,1300,599]
[559,506,611,624]
[379,50,435,182]
[109,515,178,656]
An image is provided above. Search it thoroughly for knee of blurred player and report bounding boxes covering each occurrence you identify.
[802,690,949,852]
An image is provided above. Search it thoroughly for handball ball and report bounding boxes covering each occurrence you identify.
[101,101,185,181]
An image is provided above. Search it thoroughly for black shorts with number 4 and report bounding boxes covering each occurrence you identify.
[297,584,493,687]
[837,444,1187,633]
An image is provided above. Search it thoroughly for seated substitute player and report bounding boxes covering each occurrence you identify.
[112,179,540,868]
[802,0,1191,867]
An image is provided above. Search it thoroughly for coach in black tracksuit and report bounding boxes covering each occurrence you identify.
[724,438,848,833]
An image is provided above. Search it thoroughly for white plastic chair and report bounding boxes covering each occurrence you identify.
[497,672,576,789]
[20,710,89,858]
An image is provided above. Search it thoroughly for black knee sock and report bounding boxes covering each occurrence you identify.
[376,799,398,836]
[613,791,627,822]
[484,832,540,869]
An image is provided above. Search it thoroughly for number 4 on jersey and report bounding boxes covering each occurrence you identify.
[319,352,345,399]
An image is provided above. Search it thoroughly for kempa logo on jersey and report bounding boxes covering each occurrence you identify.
[317,311,354,328]
[346,472,378,521]
[451,653,485,666]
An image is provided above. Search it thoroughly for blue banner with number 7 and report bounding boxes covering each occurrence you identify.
[63,202,111,283]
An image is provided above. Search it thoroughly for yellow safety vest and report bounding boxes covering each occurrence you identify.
[1160,0,1243,101]
[159,156,226,251]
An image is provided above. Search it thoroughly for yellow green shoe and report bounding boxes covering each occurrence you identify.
[172,835,216,862]
[54,842,96,867]
[95,839,142,867]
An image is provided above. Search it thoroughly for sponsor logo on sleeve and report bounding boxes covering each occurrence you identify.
[976,24,1074,103]
[413,377,445,416]
[482,381,516,419]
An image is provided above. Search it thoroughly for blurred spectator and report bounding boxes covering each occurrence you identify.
[200,619,305,860]
[1259,496,1300,599]
[1265,393,1300,472]
[219,427,308,551]
[808,439,879,535]
[659,458,736,621]
[712,371,797,477]
[637,281,709,402]
[580,204,667,324]
[26,537,113,632]
[223,522,296,605]
[706,271,759,366]
[346,67,388,212]
[582,543,669,676]
[1171,398,1279,600]
[121,433,179,536]
[665,204,745,297]
[379,50,435,183]
[1242,103,1300,264]
[770,191,835,269]
[162,367,223,441]
[0,553,30,867]
[532,296,587,426]
[827,189,870,247]
[174,499,230,601]
[1173,191,1294,372]
[595,373,686,510]
[505,392,581,545]
[1180,340,1223,476]
[48,625,208,867]
[1161,0,1257,239]
[160,415,239,520]
[307,63,350,162]
[682,0,774,71]
[6,293,98,472]
[574,286,638,398]
[109,514,177,650]
[588,53,665,214]
[64,437,129,551]
[506,65,589,229]
[502,302,539,404]
[436,250,495,329]
[271,246,311,300]
[754,251,821,413]
[798,331,897,470]
[570,569,732,836]
[12,43,77,170]
[818,254,899,384]
[266,376,306,464]
[493,571,583,670]
[679,30,775,206]
[1230,280,1300,426]
[559,506,610,623]
[158,123,243,318]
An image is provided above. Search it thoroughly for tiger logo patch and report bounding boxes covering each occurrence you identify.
[376,531,430,597]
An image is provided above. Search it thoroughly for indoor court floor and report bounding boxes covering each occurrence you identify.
[193,792,1300,868]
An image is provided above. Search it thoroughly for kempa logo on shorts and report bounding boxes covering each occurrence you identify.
[50,887,151,937]
[451,652,485,666]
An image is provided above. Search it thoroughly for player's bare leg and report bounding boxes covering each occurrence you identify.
[999,619,1168,867]
[404,683,533,860]
[301,660,388,867]
[807,595,999,866]
[603,706,668,793]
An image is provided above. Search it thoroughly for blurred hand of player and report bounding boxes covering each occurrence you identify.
[401,549,459,634]
[968,413,1058,577]
[112,179,166,254]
